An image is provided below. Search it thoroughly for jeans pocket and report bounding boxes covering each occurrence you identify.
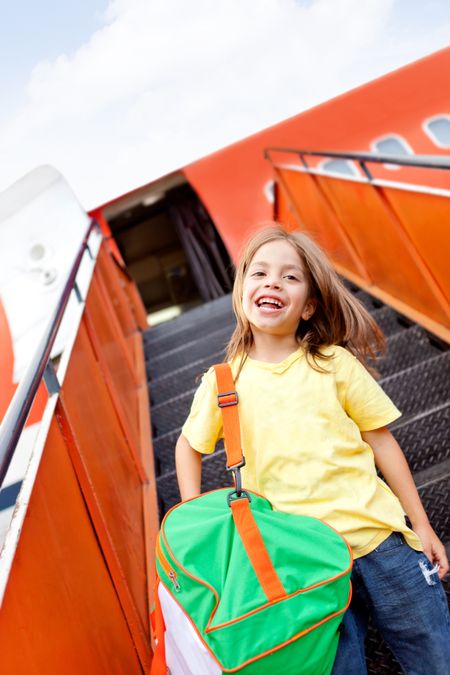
[373,532,404,553]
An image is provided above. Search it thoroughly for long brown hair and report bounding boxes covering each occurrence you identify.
[225,224,385,374]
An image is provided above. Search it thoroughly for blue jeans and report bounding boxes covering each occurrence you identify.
[332,533,450,675]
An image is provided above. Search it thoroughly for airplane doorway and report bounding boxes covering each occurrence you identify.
[103,174,233,324]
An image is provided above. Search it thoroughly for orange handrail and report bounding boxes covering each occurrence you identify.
[0,232,157,672]
[267,148,450,343]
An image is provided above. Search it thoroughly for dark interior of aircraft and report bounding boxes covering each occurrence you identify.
[105,179,233,320]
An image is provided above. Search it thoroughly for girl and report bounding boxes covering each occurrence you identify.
[175,225,450,674]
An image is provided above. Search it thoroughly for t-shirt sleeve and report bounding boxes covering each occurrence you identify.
[181,368,223,454]
[343,354,401,431]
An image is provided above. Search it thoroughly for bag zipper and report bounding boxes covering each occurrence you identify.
[156,535,181,592]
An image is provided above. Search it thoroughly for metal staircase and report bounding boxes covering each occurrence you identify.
[145,288,450,674]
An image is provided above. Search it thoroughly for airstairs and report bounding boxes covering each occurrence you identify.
[1,151,449,673]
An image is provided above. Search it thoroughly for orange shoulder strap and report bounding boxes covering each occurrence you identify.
[213,363,243,468]
[230,498,286,602]
[213,363,286,603]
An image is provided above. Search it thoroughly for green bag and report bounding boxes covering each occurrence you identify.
[152,363,352,675]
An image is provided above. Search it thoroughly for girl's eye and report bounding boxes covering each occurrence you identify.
[284,274,299,281]
[251,271,265,277]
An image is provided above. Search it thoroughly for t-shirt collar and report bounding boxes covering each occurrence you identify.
[245,346,304,374]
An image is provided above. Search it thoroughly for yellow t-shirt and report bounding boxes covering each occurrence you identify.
[181,346,423,558]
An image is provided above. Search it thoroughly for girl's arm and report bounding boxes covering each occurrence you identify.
[362,427,449,579]
[175,433,202,501]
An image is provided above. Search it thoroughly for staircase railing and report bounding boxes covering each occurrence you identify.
[265,148,450,174]
[265,148,450,343]
[0,219,156,672]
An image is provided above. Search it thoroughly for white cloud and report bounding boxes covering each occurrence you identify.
[0,0,447,209]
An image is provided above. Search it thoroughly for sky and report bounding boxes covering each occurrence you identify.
[0,0,449,210]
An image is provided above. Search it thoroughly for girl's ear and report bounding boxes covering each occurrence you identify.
[301,298,317,321]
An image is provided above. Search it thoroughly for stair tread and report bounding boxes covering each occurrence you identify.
[144,294,233,343]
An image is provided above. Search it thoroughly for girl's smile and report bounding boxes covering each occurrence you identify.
[255,294,285,313]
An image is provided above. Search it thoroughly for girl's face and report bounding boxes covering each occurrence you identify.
[242,239,315,338]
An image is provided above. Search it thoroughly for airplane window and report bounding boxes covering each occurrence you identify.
[320,159,359,177]
[372,135,412,157]
[423,115,450,148]
[371,135,413,170]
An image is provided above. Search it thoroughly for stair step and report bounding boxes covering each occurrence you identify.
[393,404,450,474]
[146,324,233,378]
[144,294,232,344]
[156,448,229,515]
[415,458,450,490]
[146,313,235,359]
[353,289,384,312]
[149,351,223,407]
[417,470,450,547]
[152,430,181,476]
[383,352,450,423]
[154,430,222,477]
[375,325,443,378]
[151,389,197,437]
[371,306,413,336]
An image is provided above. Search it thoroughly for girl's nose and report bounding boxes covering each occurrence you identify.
[264,277,281,289]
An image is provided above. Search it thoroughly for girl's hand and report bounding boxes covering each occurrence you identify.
[413,522,449,580]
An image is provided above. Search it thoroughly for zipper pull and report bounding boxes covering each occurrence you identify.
[169,571,181,592]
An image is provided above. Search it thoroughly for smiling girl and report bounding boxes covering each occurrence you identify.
[175,225,450,673]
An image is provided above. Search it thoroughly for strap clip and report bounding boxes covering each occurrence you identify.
[217,390,239,407]
[227,458,249,505]
[227,489,251,507]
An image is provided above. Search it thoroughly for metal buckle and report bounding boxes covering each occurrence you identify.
[227,458,250,506]
[227,489,251,507]
[217,390,239,408]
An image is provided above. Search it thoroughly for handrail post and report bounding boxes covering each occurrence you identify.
[299,153,309,169]
[359,161,373,181]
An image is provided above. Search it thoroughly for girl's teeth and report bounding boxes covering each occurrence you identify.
[257,297,283,308]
